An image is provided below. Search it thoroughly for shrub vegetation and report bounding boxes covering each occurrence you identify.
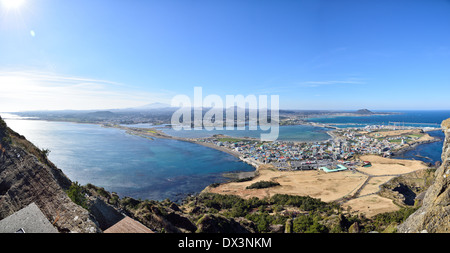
[246,181,280,189]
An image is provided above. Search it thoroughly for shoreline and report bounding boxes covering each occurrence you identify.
[3,114,447,220]
[115,122,440,172]
[6,116,440,190]
[394,138,441,155]
[110,124,263,179]
[51,119,449,216]
[191,140,243,158]
[391,136,442,161]
[8,115,440,168]
[110,124,249,159]
[98,122,447,212]
[303,112,399,121]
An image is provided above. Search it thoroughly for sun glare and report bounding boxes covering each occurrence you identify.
[1,0,25,10]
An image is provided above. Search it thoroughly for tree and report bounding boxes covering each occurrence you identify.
[293,214,328,233]
[41,148,51,157]
[67,181,88,209]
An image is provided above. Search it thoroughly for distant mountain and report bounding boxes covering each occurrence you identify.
[85,111,117,118]
[355,109,374,115]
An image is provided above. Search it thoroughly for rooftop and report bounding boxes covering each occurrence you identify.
[104,216,154,233]
[0,203,58,233]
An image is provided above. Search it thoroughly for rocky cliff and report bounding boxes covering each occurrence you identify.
[0,116,256,233]
[398,118,450,233]
[0,116,101,233]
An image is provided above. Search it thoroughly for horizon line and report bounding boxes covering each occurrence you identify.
[3,108,450,113]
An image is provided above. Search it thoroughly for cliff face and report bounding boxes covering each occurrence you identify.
[398,118,450,233]
[0,116,100,233]
[0,117,256,233]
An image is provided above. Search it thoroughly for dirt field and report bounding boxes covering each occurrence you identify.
[366,129,424,138]
[342,195,400,218]
[358,176,395,196]
[206,155,429,217]
[358,155,428,176]
[206,164,368,202]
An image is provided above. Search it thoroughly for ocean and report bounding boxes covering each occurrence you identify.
[308,110,450,128]
[159,124,333,142]
[3,119,255,202]
[2,110,448,201]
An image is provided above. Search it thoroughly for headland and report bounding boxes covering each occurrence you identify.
[110,121,441,218]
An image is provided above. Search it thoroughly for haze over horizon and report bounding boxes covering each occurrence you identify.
[1,0,450,112]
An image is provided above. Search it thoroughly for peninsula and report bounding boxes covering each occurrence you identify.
[1,114,448,233]
[106,120,441,218]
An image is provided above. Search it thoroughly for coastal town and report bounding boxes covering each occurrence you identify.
[119,121,440,175]
[101,121,442,218]
[192,124,440,172]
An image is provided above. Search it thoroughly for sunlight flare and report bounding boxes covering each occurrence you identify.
[1,0,25,10]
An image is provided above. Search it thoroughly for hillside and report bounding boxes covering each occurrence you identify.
[0,116,100,233]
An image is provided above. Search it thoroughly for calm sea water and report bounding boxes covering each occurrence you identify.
[3,110,447,201]
[393,130,445,164]
[159,124,332,142]
[308,110,450,163]
[308,110,450,128]
[3,119,254,202]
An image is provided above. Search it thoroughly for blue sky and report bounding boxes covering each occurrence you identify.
[0,0,449,111]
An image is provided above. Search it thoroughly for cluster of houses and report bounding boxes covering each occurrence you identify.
[199,125,430,173]
[338,126,427,157]
[201,137,354,172]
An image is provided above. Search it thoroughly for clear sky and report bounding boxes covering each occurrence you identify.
[1,0,449,111]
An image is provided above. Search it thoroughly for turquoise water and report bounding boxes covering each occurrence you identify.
[160,124,333,142]
[308,110,450,128]
[4,119,254,202]
[4,110,446,201]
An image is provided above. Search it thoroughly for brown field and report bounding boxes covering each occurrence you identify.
[206,155,429,217]
[342,195,400,218]
[358,176,395,196]
[366,129,423,138]
[358,155,428,176]
[206,164,368,202]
